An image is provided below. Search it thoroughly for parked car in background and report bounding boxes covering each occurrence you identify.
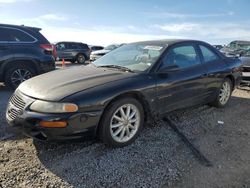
[0,24,56,89]
[239,50,250,85]
[219,41,250,86]
[56,42,91,64]
[6,39,242,147]
[90,44,124,61]
[89,45,104,52]
[220,40,250,57]
[213,45,223,50]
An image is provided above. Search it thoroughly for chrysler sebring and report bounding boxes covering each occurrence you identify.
[6,40,242,147]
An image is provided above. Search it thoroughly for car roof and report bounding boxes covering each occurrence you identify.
[131,39,208,46]
[56,41,87,44]
[0,23,41,31]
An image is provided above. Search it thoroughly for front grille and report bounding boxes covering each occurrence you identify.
[7,92,26,121]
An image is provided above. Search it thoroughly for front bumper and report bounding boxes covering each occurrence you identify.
[241,66,250,85]
[90,54,103,61]
[6,110,101,141]
[6,91,102,141]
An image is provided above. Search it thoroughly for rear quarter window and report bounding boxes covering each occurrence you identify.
[4,27,36,42]
[199,45,220,62]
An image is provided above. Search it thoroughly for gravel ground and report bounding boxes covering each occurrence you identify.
[0,83,250,188]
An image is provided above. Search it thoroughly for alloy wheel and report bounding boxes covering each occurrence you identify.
[78,55,85,63]
[10,69,32,87]
[219,81,231,105]
[110,104,140,143]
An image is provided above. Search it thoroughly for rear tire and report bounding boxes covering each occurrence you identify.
[76,54,86,64]
[210,78,232,108]
[99,97,144,147]
[4,64,35,90]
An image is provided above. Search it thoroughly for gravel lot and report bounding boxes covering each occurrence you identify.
[0,81,250,188]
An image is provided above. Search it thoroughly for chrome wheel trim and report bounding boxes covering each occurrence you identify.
[110,104,140,143]
[11,69,32,87]
[219,81,231,105]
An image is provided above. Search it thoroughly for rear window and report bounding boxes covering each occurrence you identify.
[66,43,89,49]
[0,27,36,42]
[91,46,103,51]
[78,43,89,49]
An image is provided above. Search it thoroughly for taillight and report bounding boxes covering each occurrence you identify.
[40,44,57,58]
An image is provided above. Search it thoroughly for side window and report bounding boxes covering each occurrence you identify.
[7,28,35,42]
[67,43,78,49]
[0,28,11,41]
[162,45,200,69]
[199,45,219,63]
[57,43,66,50]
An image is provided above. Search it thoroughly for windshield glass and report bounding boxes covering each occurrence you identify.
[93,43,166,72]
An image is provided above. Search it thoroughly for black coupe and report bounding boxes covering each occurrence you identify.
[6,39,242,147]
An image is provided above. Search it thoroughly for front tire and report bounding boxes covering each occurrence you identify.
[4,64,35,90]
[210,78,232,108]
[99,97,144,147]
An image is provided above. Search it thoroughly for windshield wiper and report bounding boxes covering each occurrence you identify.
[98,65,134,73]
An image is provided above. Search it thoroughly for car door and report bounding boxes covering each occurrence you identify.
[155,43,208,114]
[56,42,66,59]
[198,44,228,99]
[0,27,13,72]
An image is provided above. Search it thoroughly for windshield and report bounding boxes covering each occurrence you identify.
[104,45,119,50]
[93,43,166,72]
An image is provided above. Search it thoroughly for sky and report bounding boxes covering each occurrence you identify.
[0,0,250,46]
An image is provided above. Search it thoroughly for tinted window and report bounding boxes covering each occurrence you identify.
[79,43,89,49]
[66,43,78,49]
[162,45,200,69]
[200,45,219,62]
[3,28,35,42]
[56,43,66,50]
[91,46,103,51]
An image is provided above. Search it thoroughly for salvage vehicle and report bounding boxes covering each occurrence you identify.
[90,44,123,61]
[6,39,242,147]
[0,24,56,89]
[56,42,91,64]
[240,50,250,85]
[220,40,250,57]
[220,41,250,85]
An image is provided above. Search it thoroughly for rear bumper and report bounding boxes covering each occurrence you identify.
[38,59,56,74]
[6,110,102,141]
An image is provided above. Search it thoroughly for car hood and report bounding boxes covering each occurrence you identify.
[18,65,132,101]
[91,49,110,55]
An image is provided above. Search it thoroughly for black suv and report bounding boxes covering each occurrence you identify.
[55,42,91,64]
[0,24,56,89]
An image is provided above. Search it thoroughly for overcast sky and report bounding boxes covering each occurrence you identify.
[0,0,249,46]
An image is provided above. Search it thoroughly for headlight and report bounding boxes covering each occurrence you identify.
[30,100,78,113]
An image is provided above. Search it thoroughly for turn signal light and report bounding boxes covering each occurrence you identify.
[39,121,67,128]
[64,104,78,112]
